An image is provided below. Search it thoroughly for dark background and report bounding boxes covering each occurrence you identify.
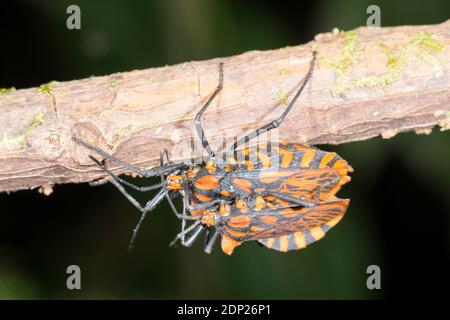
[0,0,449,299]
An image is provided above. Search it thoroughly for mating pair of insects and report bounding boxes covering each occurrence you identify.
[73,51,353,255]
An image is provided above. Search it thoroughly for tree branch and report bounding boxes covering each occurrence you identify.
[1,20,449,193]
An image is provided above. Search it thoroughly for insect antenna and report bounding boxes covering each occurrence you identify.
[89,156,164,207]
[73,136,187,177]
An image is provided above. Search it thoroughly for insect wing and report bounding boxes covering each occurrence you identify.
[231,167,349,201]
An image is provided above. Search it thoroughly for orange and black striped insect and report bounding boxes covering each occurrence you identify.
[170,193,349,254]
[73,51,353,254]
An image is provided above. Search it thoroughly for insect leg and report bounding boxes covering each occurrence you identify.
[181,171,196,201]
[157,150,190,220]
[228,51,317,152]
[90,159,169,251]
[73,136,186,177]
[312,175,342,203]
[166,192,197,249]
[89,156,150,213]
[165,192,197,220]
[179,172,196,244]
[264,191,317,208]
[194,62,224,160]
[90,156,164,192]
[204,228,220,254]
[180,195,188,244]
[204,228,210,246]
[187,199,220,212]
[163,148,172,165]
[182,224,205,247]
[169,220,202,247]
[128,188,169,252]
[89,178,110,187]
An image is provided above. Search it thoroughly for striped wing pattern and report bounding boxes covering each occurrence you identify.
[218,198,350,255]
[254,199,349,252]
[228,142,352,199]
